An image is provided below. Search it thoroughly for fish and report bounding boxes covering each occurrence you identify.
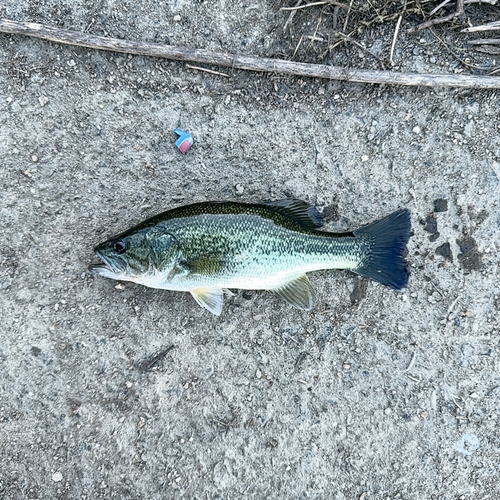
[90,199,411,315]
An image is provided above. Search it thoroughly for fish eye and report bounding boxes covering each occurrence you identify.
[113,240,126,254]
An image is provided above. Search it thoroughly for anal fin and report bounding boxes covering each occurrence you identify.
[190,288,224,315]
[273,274,317,310]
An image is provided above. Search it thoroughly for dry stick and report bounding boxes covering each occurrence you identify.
[2,18,500,88]
[475,45,500,54]
[280,1,348,11]
[463,20,500,33]
[429,0,453,17]
[409,0,464,33]
[390,1,406,66]
[468,38,500,45]
[283,0,303,31]
[185,64,229,77]
[343,0,354,32]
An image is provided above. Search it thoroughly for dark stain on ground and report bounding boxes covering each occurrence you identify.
[468,206,489,226]
[435,242,453,261]
[421,214,439,241]
[350,277,368,306]
[322,201,339,222]
[457,236,482,271]
[433,199,448,212]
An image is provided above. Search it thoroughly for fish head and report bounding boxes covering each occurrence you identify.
[90,225,180,285]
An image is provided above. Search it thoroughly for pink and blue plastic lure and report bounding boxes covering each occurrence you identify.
[174,128,193,154]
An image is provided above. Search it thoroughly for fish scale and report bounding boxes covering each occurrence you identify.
[164,213,364,290]
[90,200,411,315]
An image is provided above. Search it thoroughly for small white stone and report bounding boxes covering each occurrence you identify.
[384,408,392,415]
[38,95,49,107]
[67,59,76,67]
[52,471,62,482]
[173,14,181,22]
[361,155,369,162]
[31,155,38,163]
[235,183,244,194]
[412,126,421,134]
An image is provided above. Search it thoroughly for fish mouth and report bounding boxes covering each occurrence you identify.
[89,249,127,278]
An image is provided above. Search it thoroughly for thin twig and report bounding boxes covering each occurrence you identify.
[409,0,464,33]
[306,14,323,51]
[429,26,486,71]
[405,351,416,372]
[463,20,500,33]
[429,0,452,17]
[475,45,500,54]
[185,64,229,77]
[467,38,500,45]
[2,19,500,88]
[292,34,304,57]
[343,0,354,32]
[281,1,348,11]
[390,0,406,66]
[283,0,303,31]
[138,345,175,372]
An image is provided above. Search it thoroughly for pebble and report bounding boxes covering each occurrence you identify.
[361,155,369,162]
[173,15,181,22]
[413,126,421,134]
[52,471,62,482]
[32,155,38,163]
[67,59,76,67]
[235,183,244,195]
[38,96,49,107]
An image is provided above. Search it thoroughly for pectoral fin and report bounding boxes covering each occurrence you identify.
[190,288,224,315]
[273,274,317,310]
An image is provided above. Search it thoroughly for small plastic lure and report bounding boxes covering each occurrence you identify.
[174,128,193,154]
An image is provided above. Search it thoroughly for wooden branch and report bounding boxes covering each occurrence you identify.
[1,18,500,88]
[463,20,500,33]
[409,0,464,33]
[467,38,500,45]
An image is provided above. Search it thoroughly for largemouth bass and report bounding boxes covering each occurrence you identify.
[90,200,411,315]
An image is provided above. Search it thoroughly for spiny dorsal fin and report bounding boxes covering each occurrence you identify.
[272,274,317,310]
[190,288,224,315]
[264,199,323,229]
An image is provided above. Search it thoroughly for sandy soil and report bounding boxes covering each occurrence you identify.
[1,1,499,499]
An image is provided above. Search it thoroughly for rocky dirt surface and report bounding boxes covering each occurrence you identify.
[0,1,499,499]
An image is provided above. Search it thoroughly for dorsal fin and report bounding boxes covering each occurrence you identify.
[264,199,323,229]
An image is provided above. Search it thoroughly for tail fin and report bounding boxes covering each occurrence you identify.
[353,209,411,291]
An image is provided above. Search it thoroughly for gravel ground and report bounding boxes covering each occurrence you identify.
[1,1,499,499]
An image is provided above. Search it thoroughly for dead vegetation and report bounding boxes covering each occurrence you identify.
[279,0,499,74]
